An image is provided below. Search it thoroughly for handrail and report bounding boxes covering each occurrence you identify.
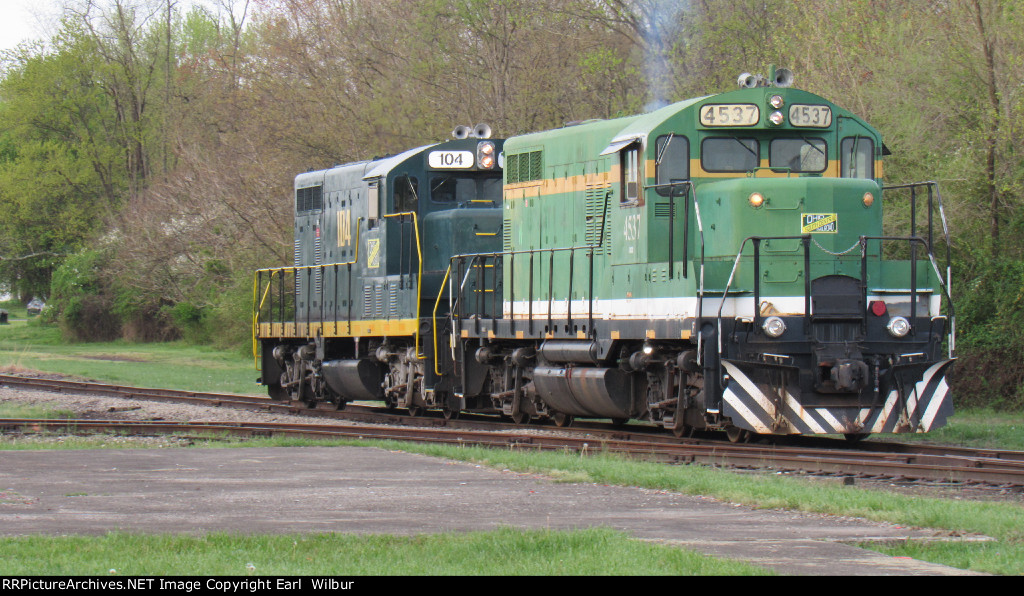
[714,233,956,359]
[882,181,952,292]
[432,262,453,376]
[251,218,363,368]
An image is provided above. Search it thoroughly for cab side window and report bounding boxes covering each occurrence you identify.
[841,137,874,179]
[394,175,418,212]
[621,146,640,204]
[655,135,689,195]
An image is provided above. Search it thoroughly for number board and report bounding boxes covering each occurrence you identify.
[429,150,474,169]
[699,104,760,127]
[789,105,833,128]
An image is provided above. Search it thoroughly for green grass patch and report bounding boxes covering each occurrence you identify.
[0,528,769,576]
[866,540,1023,576]
[891,408,1024,451]
[0,400,75,419]
[0,322,259,394]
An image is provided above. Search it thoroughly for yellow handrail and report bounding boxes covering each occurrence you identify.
[251,218,363,370]
[251,269,281,369]
[432,262,453,376]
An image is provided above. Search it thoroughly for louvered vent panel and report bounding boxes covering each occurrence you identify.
[502,211,513,252]
[314,235,323,295]
[654,202,677,218]
[388,284,399,318]
[506,151,542,183]
[363,283,373,318]
[528,151,542,180]
[294,239,302,294]
[374,283,385,319]
[584,185,610,254]
[506,154,520,184]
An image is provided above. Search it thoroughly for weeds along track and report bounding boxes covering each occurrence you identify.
[2,373,1024,489]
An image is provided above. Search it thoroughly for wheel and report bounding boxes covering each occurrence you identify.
[442,407,459,421]
[672,423,692,439]
[725,426,750,443]
[611,418,628,427]
[844,433,869,444]
[335,399,347,411]
[552,412,574,427]
[511,411,531,425]
[408,405,424,417]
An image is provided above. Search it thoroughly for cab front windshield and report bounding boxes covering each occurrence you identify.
[430,174,502,206]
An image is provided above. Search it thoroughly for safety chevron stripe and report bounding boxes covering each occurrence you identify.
[721,361,775,433]
[722,359,954,435]
[908,360,954,432]
[869,390,901,434]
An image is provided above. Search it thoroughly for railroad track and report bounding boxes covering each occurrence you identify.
[2,373,1024,489]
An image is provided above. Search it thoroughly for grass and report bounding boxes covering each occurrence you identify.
[891,408,1024,451]
[0,528,770,575]
[0,319,259,394]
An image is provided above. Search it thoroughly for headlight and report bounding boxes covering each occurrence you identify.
[748,192,765,208]
[768,111,784,126]
[477,141,496,169]
[763,316,786,338]
[769,94,784,109]
[887,316,911,338]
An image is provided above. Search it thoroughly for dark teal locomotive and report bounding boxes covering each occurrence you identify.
[255,69,955,440]
[254,132,503,414]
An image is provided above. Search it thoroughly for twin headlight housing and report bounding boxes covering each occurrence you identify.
[762,315,910,339]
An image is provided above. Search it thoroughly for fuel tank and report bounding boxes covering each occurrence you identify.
[532,366,632,419]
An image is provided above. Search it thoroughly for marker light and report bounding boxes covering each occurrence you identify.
[769,94,785,109]
[887,316,911,338]
[870,301,887,317]
[863,192,875,207]
[763,316,786,338]
[749,192,765,208]
[769,111,784,126]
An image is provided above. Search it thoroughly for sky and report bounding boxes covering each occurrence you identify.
[0,0,59,52]
[0,0,223,53]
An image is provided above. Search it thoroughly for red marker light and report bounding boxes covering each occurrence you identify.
[870,301,887,317]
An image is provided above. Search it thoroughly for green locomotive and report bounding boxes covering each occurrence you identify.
[255,69,955,440]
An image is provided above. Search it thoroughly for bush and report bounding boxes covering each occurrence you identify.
[949,249,1024,410]
[47,249,121,342]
